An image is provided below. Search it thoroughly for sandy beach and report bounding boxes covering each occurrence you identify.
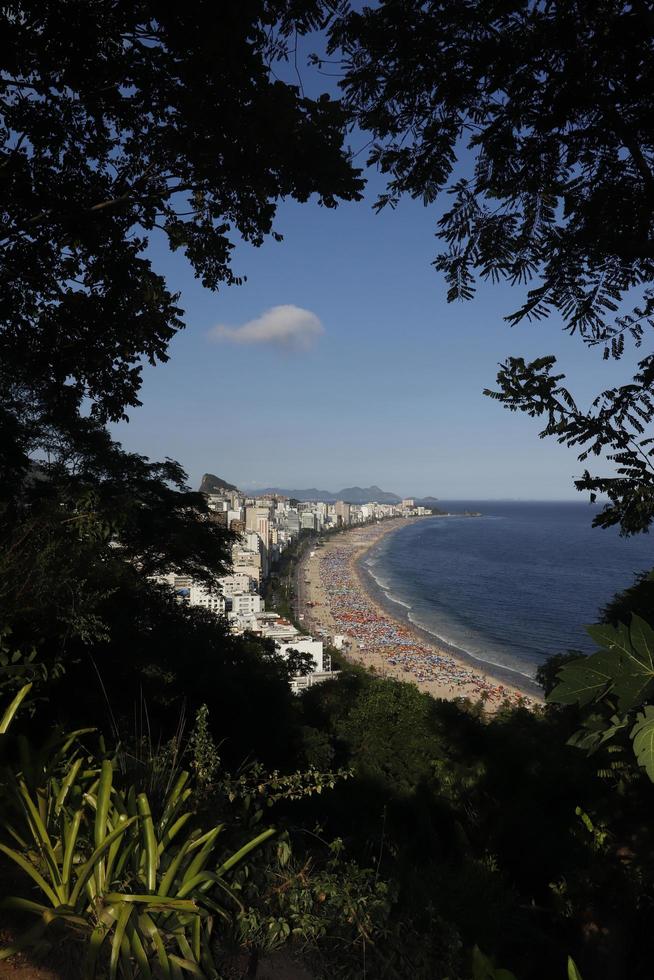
[298,518,539,709]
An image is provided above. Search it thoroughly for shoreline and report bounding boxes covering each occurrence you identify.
[298,518,541,709]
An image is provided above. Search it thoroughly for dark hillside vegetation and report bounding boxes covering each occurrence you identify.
[2,1,654,978]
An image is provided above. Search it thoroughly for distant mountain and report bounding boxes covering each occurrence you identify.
[252,485,403,504]
[339,485,401,504]
[199,473,239,494]
[199,476,439,505]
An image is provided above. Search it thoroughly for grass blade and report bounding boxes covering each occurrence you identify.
[0,683,32,733]
[62,808,84,888]
[215,828,276,877]
[16,779,63,894]
[0,843,59,907]
[137,793,158,893]
[70,816,138,906]
[110,904,133,980]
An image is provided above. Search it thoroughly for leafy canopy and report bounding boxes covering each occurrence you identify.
[550,614,654,780]
[1,0,362,467]
[0,0,363,660]
[330,0,654,531]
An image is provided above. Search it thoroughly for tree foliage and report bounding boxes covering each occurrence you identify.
[0,0,364,713]
[550,613,654,783]
[330,0,654,531]
[1,0,362,456]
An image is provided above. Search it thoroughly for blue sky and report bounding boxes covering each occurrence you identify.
[111,42,634,500]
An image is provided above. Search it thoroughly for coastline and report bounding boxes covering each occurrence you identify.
[298,517,541,709]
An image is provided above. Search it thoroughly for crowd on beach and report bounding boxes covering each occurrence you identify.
[317,531,534,708]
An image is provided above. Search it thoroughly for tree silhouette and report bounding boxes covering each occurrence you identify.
[330,0,654,532]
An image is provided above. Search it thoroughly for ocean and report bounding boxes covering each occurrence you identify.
[362,501,653,685]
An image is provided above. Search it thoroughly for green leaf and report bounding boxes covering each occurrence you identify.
[548,651,615,706]
[169,954,204,977]
[586,622,631,657]
[159,838,195,898]
[70,816,138,906]
[110,904,133,980]
[215,827,276,878]
[568,956,583,980]
[16,779,63,896]
[95,760,113,850]
[157,812,194,856]
[631,705,654,780]
[184,826,224,883]
[0,896,50,916]
[138,912,171,979]
[125,920,152,980]
[103,894,199,912]
[628,615,654,670]
[0,683,32,733]
[137,793,158,893]
[84,922,108,979]
[0,843,59,907]
[55,758,83,816]
[471,945,516,980]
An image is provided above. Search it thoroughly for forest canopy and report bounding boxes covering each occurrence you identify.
[329,0,654,533]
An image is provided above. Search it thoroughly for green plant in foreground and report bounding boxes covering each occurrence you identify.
[0,681,32,734]
[549,614,654,780]
[0,755,275,977]
[470,947,583,980]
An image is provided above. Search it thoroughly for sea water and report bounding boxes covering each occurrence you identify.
[363,501,654,681]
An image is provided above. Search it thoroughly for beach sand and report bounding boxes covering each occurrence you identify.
[298,518,540,710]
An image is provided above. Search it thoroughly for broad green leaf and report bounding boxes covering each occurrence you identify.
[611,672,654,714]
[631,706,654,781]
[628,615,654,671]
[472,945,495,979]
[548,651,616,706]
[586,622,631,657]
[580,618,654,711]
[568,956,583,980]
[470,945,516,980]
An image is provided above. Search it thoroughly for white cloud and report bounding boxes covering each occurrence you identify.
[208,304,324,351]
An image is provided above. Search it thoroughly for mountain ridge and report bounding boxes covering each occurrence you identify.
[250,485,403,504]
[198,476,438,506]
